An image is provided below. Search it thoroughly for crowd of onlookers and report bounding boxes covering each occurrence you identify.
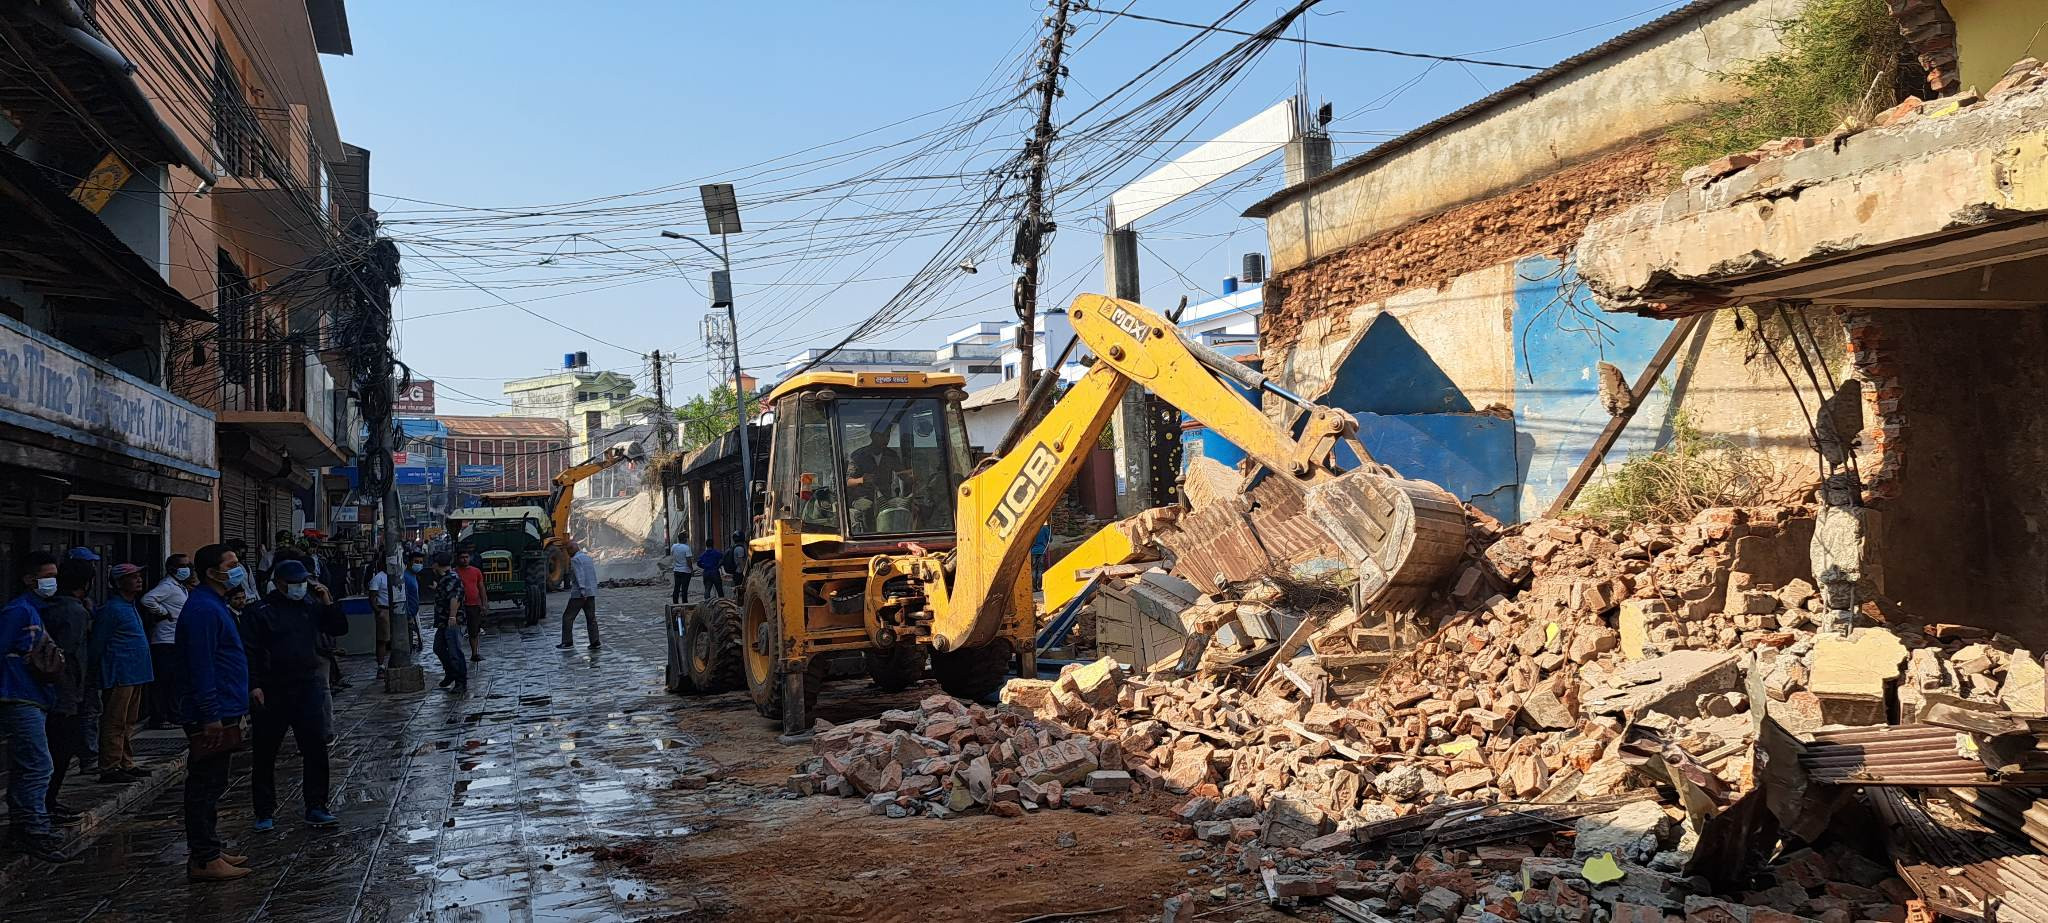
[0,527,598,881]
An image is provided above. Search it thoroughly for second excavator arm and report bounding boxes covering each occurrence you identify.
[913,293,1464,654]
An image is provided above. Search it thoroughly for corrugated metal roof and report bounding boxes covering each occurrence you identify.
[1242,0,1742,220]
[438,415,569,439]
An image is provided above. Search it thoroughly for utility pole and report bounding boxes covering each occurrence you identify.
[1011,0,1074,395]
[651,349,674,543]
[344,211,420,691]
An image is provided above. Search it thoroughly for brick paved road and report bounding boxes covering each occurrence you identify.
[1,584,730,922]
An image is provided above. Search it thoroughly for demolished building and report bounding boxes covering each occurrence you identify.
[781,2,2048,920]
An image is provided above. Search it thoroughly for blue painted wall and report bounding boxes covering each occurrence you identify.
[1510,256,1675,516]
[1336,413,1519,523]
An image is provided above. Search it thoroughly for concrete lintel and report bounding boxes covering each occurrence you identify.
[1575,87,2048,314]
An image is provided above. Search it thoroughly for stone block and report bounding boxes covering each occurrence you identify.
[1272,874,1337,899]
[1086,769,1134,792]
[1574,801,1669,864]
[2001,649,2046,715]
[1000,679,1053,710]
[1619,598,1673,661]
[1810,630,1906,726]
[1581,649,1741,719]
[1174,795,1216,823]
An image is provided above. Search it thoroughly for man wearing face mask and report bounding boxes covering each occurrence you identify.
[92,563,153,781]
[175,544,253,882]
[39,560,95,826]
[2,551,70,863]
[141,554,196,729]
[243,559,345,832]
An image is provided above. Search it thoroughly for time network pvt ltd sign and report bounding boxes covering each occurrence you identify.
[0,314,216,477]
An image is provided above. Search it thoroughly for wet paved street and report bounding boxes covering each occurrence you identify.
[1,584,726,923]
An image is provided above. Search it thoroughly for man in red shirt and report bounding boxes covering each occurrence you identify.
[454,550,487,663]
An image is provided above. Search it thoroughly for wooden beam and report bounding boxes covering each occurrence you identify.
[1544,314,1705,518]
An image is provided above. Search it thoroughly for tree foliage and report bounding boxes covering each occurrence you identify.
[674,384,761,452]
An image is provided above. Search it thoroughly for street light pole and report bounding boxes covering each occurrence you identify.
[661,220,752,540]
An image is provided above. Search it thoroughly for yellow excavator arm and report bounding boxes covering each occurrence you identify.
[542,442,643,580]
[922,293,1464,653]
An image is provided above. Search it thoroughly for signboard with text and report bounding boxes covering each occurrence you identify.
[393,380,436,415]
[394,466,445,486]
[0,314,216,476]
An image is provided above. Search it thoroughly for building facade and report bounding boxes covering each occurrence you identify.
[0,0,375,578]
[439,415,570,506]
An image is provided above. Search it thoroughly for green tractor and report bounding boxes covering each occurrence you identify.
[447,506,551,625]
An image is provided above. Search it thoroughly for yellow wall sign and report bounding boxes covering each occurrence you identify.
[69,152,132,214]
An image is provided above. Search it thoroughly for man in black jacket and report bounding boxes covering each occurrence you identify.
[243,559,346,831]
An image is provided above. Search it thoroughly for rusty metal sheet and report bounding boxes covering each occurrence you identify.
[1870,786,2048,923]
[1155,494,1270,594]
[1803,724,2048,787]
[1241,476,1340,566]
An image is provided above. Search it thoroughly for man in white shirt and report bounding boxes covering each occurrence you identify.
[669,532,694,605]
[557,540,602,651]
[139,553,196,729]
[367,563,393,670]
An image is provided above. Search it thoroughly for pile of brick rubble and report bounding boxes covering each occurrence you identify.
[786,501,2048,921]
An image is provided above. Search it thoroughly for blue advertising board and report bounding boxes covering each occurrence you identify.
[394,466,445,486]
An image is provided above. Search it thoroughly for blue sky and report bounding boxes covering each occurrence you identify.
[323,1,1693,415]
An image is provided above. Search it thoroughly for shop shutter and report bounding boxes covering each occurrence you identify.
[220,466,257,545]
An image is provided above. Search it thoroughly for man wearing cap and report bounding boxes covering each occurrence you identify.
[92,564,154,780]
[243,558,345,831]
[141,554,195,729]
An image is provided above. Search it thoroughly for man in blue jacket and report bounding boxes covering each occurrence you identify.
[2,551,69,863]
[177,543,253,882]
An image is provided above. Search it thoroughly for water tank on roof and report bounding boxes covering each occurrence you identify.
[1242,253,1266,285]
[1222,277,1239,295]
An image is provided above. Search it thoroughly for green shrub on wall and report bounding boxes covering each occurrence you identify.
[1666,0,1906,167]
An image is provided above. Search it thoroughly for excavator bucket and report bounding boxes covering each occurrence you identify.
[1302,468,1469,613]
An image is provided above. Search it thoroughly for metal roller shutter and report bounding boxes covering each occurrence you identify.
[220,466,257,546]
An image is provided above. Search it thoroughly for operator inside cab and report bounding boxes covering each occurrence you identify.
[844,424,915,517]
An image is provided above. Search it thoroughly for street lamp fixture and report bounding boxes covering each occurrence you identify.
[657,182,750,533]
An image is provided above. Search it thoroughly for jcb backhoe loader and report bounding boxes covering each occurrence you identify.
[672,294,1467,734]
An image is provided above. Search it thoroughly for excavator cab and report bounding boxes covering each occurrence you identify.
[773,384,974,539]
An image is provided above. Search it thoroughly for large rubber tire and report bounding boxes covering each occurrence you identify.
[664,605,695,695]
[743,564,821,723]
[524,586,546,626]
[688,599,744,693]
[931,639,1014,703]
[863,644,928,692]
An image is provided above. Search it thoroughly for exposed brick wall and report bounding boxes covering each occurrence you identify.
[1843,309,1904,502]
[1885,0,1960,96]
[1261,142,1671,369]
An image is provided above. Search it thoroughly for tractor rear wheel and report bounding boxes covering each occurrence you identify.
[687,599,744,693]
[931,639,1013,703]
[742,564,822,728]
[664,604,695,694]
[863,644,928,692]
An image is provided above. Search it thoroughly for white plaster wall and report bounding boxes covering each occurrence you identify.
[1262,0,1803,272]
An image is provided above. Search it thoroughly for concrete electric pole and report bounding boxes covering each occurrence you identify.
[1011,0,1074,395]
[651,349,674,543]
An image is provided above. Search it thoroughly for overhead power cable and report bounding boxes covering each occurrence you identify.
[1094,8,1546,70]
